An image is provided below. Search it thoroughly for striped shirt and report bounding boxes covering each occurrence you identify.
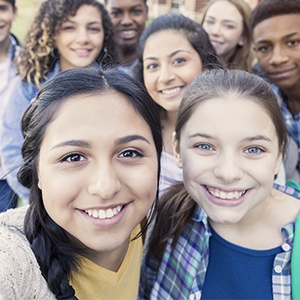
[139,186,300,300]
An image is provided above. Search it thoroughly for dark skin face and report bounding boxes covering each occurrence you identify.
[253,14,300,115]
[106,0,148,64]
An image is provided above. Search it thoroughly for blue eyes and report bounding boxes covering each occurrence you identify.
[197,143,214,151]
[195,144,264,155]
[244,147,263,155]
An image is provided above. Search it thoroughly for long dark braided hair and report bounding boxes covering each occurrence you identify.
[19,67,162,299]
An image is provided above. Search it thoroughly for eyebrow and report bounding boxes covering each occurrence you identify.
[206,16,236,24]
[144,49,192,61]
[115,135,150,146]
[255,31,300,44]
[50,135,150,150]
[62,19,101,25]
[111,4,144,10]
[51,140,91,150]
[188,133,272,143]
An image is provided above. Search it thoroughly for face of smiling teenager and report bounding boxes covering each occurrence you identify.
[174,95,282,225]
[202,0,244,62]
[54,4,104,71]
[253,14,300,96]
[106,0,148,51]
[38,91,158,266]
[0,0,16,48]
[143,29,202,114]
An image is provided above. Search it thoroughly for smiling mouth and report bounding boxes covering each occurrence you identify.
[84,205,123,220]
[207,186,246,200]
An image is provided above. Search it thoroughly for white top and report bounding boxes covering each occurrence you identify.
[159,151,183,196]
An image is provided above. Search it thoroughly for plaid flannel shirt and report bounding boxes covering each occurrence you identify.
[139,185,300,300]
[273,86,300,172]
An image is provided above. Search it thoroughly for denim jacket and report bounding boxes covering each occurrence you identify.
[0,62,60,201]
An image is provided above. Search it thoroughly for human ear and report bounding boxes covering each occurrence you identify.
[238,38,244,46]
[172,132,182,169]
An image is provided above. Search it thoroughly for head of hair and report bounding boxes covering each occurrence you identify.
[134,13,222,86]
[19,67,162,299]
[201,0,254,71]
[17,0,119,87]
[5,0,16,9]
[148,69,287,261]
[250,0,300,35]
[104,0,147,4]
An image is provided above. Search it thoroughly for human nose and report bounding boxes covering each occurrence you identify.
[269,45,288,66]
[158,64,175,84]
[213,152,243,184]
[209,23,221,36]
[87,162,121,200]
[120,12,133,25]
[76,28,89,44]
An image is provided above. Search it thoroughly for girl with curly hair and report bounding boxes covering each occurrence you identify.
[0,0,119,203]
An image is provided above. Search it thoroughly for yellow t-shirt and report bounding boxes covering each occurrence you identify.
[70,225,142,300]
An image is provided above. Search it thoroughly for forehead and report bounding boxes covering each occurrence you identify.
[206,0,243,21]
[106,0,146,9]
[144,30,193,54]
[46,91,150,135]
[183,96,275,136]
[253,14,300,42]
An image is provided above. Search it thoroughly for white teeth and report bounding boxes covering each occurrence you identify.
[208,187,245,200]
[75,49,89,53]
[85,205,123,220]
[122,30,135,34]
[161,87,181,95]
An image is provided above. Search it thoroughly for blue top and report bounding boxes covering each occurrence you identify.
[202,225,282,299]
[139,185,299,300]
[0,62,60,201]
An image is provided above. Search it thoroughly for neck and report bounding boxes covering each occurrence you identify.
[121,51,136,66]
[281,89,300,116]
[84,239,129,272]
[0,36,11,63]
[162,111,177,154]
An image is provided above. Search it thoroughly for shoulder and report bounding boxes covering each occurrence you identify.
[8,76,37,103]
[272,188,300,223]
[0,208,55,299]
[0,206,28,231]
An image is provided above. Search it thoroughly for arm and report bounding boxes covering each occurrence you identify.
[0,225,55,299]
[0,77,37,201]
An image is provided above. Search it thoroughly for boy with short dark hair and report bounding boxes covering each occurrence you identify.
[250,0,300,183]
[105,0,148,67]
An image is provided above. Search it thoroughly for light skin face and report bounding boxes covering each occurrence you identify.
[143,30,203,116]
[202,0,244,62]
[173,96,282,228]
[38,92,158,271]
[106,0,148,48]
[253,14,300,98]
[0,0,17,60]
[54,4,104,72]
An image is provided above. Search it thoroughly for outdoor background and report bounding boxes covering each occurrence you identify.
[12,0,41,42]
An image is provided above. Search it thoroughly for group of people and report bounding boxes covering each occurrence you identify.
[0,0,300,299]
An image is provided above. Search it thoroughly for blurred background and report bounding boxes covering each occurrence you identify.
[12,0,259,43]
